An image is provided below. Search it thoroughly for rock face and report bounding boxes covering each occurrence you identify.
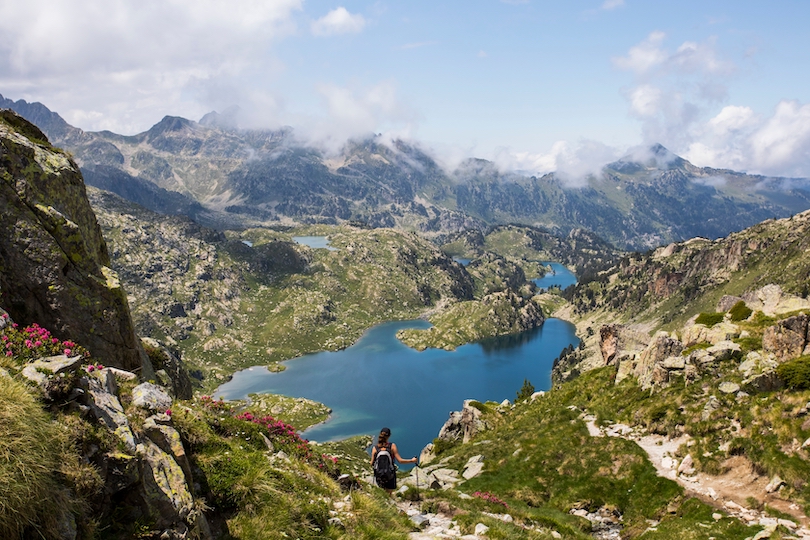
[436,400,488,444]
[0,110,145,372]
[762,313,810,362]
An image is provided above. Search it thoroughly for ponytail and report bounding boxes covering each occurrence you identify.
[378,430,390,445]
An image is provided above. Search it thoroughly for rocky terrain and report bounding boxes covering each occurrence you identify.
[4,94,810,250]
[0,110,146,372]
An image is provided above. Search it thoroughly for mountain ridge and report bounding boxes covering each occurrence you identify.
[3,93,810,250]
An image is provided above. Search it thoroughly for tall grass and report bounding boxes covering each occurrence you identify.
[0,378,73,539]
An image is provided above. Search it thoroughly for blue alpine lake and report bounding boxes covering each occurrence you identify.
[533,262,577,292]
[215,317,580,463]
[292,235,338,251]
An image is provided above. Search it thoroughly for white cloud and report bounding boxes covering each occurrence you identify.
[684,100,810,177]
[491,140,621,187]
[601,0,625,10]
[0,0,302,133]
[612,31,667,74]
[627,85,663,117]
[311,7,366,36]
[302,81,416,153]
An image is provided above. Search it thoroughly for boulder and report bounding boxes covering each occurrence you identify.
[719,382,740,394]
[742,372,784,393]
[462,455,485,480]
[762,314,810,363]
[131,382,172,412]
[84,376,137,453]
[707,341,743,362]
[682,322,741,347]
[436,400,488,444]
[636,332,684,388]
[599,324,649,366]
[717,295,745,312]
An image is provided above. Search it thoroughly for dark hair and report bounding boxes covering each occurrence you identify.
[379,427,391,444]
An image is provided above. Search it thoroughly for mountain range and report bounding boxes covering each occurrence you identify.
[4,93,810,250]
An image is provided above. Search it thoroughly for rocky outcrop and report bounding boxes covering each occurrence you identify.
[0,110,146,372]
[436,400,488,445]
[24,356,211,538]
[762,313,810,363]
[599,324,649,367]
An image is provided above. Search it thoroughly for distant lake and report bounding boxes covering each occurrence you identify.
[452,257,471,266]
[215,318,579,463]
[292,236,338,251]
[533,262,577,291]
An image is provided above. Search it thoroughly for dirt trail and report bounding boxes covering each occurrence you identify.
[584,414,810,538]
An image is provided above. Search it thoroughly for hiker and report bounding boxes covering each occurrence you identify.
[371,427,417,493]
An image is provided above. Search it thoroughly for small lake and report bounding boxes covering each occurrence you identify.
[533,262,577,292]
[215,318,579,463]
[292,236,338,251]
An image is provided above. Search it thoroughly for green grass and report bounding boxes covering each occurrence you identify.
[0,378,75,539]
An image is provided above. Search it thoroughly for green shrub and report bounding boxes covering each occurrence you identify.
[776,356,810,390]
[695,312,725,327]
[728,301,753,322]
[515,379,535,403]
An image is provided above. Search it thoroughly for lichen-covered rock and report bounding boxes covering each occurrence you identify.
[138,439,194,528]
[84,376,137,453]
[762,313,810,363]
[635,332,684,388]
[131,382,172,412]
[143,414,193,483]
[0,110,146,372]
[681,322,741,347]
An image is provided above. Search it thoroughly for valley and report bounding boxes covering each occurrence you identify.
[3,105,810,540]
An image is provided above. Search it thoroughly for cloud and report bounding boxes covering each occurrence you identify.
[0,0,302,133]
[683,100,810,177]
[491,139,621,187]
[614,32,741,158]
[601,0,625,10]
[311,7,366,36]
[612,31,667,74]
[300,80,417,153]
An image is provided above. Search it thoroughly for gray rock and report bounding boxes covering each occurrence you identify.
[132,382,172,412]
[765,475,785,493]
[707,341,742,362]
[662,356,686,370]
[719,382,740,394]
[143,416,193,483]
[462,455,485,480]
[84,376,137,453]
[139,439,194,528]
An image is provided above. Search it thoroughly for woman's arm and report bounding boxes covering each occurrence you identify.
[370,446,377,466]
[391,443,417,464]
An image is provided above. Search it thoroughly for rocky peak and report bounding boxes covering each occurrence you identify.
[0,110,146,372]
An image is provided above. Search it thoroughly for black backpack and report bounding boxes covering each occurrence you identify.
[373,443,397,480]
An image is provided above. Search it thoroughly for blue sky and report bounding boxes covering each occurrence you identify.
[1,0,810,177]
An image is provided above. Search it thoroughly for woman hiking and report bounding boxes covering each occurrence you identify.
[370,427,417,493]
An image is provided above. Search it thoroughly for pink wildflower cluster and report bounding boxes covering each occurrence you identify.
[85,363,105,373]
[1,321,89,363]
[473,491,508,508]
[200,395,229,411]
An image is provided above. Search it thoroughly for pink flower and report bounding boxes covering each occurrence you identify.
[87,365,95,372]
[51,338,58,344]
[165,409,172,416]
[34,340,42,347]
[5,351,11,357]
[96,364,104,370]
[64,349,72,356]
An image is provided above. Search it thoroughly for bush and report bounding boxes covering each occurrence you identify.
[776,356,810,390]
[0,378,73,539]
[695,312,724,327]
[729,301,753,322]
